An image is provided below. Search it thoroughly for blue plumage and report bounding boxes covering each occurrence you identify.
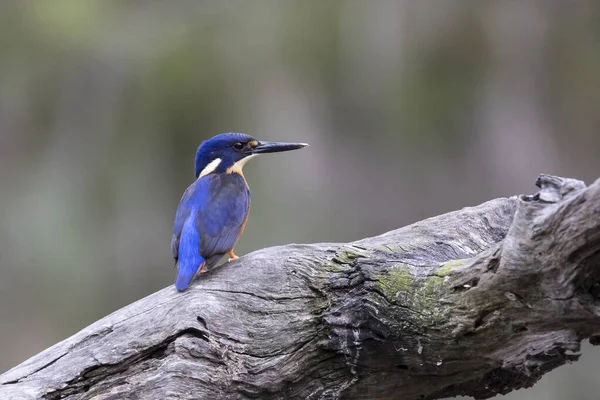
[175,209,205,290]
[194,132,255,178]
[172,132,307,291]
[172,174,249,290]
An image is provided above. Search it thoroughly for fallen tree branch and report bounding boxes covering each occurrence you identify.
[2,174,600,400]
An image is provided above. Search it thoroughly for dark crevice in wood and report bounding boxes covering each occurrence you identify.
[511,324,528,333]
[196,315,208,329]
[42,328,210,399]
[452,277,480,293]
[1,353,68,385]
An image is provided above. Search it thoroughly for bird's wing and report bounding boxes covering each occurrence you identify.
[196,173,250,258]
[171,185,194,262]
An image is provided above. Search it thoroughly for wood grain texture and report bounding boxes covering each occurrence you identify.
[2,174,600,400]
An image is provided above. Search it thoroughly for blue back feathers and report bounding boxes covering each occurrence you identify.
[194,132,255,178]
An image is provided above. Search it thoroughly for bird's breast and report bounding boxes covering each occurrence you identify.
[190,172,251,254]
[196,172,250,232]
[207,172,250,202]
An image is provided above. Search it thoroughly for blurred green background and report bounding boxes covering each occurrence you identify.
[1,1,599,399]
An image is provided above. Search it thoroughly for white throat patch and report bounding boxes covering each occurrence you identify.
[198,158,222,178]
[228,154,257,174]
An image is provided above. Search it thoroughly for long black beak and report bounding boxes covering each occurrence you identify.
[252,141,309,154]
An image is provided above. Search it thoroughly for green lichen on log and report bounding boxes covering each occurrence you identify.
[424,275,444,296]
[375,265,451,320]
[436,258,469,276]
[325,247,369,272]
[377,265,414,300]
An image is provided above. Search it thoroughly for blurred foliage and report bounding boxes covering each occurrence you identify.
[1,1,600,399]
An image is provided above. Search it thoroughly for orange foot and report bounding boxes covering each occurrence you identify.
[197,262,206,274]
[228,250,239,262]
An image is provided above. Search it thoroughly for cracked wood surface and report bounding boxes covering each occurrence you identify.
[1,174,600,400]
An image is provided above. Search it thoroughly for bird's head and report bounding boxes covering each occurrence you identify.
[194,132,308,178]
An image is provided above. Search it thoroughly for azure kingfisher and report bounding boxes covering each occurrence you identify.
[171,132,308,291]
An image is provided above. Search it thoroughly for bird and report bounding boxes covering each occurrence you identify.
[171,132,308,291]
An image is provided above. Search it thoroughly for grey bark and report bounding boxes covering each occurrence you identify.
[2,174,600,400]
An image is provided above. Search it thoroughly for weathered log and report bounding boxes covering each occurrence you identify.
[1,174,600,400]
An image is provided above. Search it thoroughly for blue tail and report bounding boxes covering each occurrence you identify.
[175,210,205,291]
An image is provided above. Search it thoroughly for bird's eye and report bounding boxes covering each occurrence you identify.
[233,142,245,151]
